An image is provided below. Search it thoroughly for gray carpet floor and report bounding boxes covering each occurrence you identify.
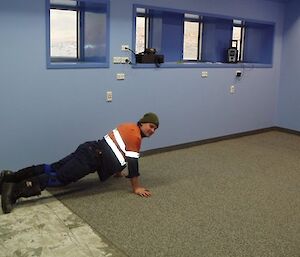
[50,131,300,257]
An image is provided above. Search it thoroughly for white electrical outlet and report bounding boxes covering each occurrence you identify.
[121,45,129,51]
[120,57,129,64]
[106,91,112,102]
[230,85,236,94]
[116,73,125,80]
[201,71,208,78]
[113,57,121,64]
[113,56,129,64]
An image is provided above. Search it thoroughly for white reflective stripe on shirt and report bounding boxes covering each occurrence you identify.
[126,151,140,158]
[104,135,126,166]
[112,129,140,159]
[113,129,126,152]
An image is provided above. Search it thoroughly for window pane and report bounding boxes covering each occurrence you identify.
[50,9,77,58]
[232,26,242,60]
[135,16,146,53]
[84,11,107,62]
[232,27,241,43]
[183,21,199,60]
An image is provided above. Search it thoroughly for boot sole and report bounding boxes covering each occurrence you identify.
[1,182,15,214]
[0,170,13,195]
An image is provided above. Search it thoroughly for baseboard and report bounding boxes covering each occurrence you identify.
[273,126,300,136]
[141,126,299,157]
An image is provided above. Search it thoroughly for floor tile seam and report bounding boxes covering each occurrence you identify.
[44,190,131,257]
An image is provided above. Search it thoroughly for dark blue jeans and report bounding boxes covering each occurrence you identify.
[50,140,103,185]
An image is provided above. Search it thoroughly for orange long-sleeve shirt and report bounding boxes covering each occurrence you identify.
[100,123,142,181]
[107,123,142,156]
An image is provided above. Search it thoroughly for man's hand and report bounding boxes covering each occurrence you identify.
[133,187,152,197]
[130,177,151,197]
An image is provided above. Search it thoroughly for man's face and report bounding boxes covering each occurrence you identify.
[140,123,158,137]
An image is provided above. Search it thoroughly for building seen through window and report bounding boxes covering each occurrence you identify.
[50,9,77,59]
[183,14,202,61]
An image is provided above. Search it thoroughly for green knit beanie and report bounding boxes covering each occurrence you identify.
[138,112,159,127]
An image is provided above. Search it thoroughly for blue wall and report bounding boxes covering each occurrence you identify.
[0,0,293,170]
[277,0,300,131]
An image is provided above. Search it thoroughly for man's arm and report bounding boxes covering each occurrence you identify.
[126,157,151,197]
[130,176,151,197]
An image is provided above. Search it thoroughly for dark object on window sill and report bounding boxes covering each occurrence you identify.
[135,48,164,67]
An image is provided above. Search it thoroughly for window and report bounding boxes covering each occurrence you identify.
[183,14,202,61]
[50,9,77,59]
[46,0,109,68]
[232,19,245,62]
[133,5,274,67]
[135,8,149,54]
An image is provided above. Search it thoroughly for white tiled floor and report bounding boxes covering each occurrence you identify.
[0,191,126,257]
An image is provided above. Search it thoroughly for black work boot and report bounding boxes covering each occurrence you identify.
[1,177,42,214]
[3,165,45,183]
[0,170,13,195]
[1,182,16,213]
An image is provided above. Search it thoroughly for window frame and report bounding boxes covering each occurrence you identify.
[46,0,110,69]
